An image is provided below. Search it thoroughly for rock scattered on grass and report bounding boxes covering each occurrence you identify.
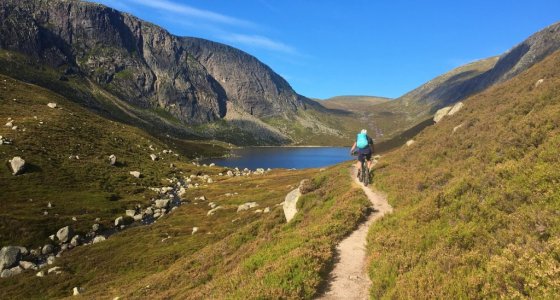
[56,226,74,243]
[192,227,199,235]
[47,103,57,109]
[535,78,544,87]
[109,154,117,166]
[0,246,21,271]
[129,171,141,178]
[237,202,259,212]
[406,140,415,146]
[73,287,82,296]
[207,206,223,216]
[8,156,26,175]
[150,154,157,161]
[92,236,106,244]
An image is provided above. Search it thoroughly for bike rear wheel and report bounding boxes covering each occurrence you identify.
[361,161,369,186]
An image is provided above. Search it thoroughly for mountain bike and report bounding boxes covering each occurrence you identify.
[352,151,370,186]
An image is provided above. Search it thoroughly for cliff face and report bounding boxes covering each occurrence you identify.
[182,37,303,118]
[0,0,305,126]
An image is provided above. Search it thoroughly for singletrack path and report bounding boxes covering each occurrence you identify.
[317,166,393,300]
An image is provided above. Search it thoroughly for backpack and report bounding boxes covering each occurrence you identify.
[356,133,369,149]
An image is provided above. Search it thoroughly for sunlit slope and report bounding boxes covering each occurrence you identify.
[367,50,560,298]
[0,74,225,247]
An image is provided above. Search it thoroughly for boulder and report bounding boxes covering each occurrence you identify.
[8,156,26,175]
[406,140,415,147]
[155,199,170,209]
[144,207,154,216]
[0,266,22,278]
[47,103,57,108]
[133,214,144,222]
[125,210,136,217]
[237,202,259,212]
[226,170,234,177]
[433,106,452,123]
[109,154,117,166]
[0,246,21,271]
[447,102,464,116]
[130,171,141,178]
[42,244,54,255]
[92,236,106,244]
[56,226,74,243]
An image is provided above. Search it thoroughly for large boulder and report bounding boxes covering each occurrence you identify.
[8,156,26,175]
[0,246,21,271]
[56,226,74,243]
[447,102,464,116]
[0,266,22,278]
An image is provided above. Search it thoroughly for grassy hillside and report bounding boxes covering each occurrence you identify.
[0,74,225,247]
[367,50,560,298]
[321,96,391,112]
[0,74,373,299]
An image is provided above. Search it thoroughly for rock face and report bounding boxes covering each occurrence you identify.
[183,38,303,118]
[0,0,306,128]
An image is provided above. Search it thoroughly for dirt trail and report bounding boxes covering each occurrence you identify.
[317,167,393,300]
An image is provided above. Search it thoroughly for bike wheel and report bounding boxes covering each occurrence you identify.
[363,166,369,186]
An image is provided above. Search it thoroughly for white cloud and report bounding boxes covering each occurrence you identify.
[221,33,297,55]
[128,0,253,27]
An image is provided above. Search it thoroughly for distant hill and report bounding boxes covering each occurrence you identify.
[372,21,560,141]
[321,96,391,112]
[368,48,560,299]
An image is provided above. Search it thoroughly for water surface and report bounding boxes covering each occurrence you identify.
[203,147,352,169]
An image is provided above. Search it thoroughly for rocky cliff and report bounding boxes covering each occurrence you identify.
[0,0,307,129]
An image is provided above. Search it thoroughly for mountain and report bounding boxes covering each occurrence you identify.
[0,0,345,145]
[365,21,560,141]
[368,48,560,299]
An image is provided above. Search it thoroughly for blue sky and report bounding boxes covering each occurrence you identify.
[89,0,560,99]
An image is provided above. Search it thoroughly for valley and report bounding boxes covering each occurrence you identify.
[1,0,559,298]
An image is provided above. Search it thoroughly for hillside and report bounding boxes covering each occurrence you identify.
[367,49,560,298]
[0,0,349,146]
[321,96,391,112]
[362,21,560,143]
[0,74,374,298]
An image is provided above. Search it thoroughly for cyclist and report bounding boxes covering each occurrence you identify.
[350,129,374,179]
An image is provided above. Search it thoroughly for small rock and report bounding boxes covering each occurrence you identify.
[92,236,106,244]
[70,235,81,247]
[73,287,82,296]
[207,178,214,184]
[453,123,464,133]
[36,271,45,277]
[0,266,22,278]
[19,261,37,270]
[56,226,74,243]
[144,207,154,216]
[264,207,270,213]
[49,234,56,241]
[150,154,157,161]
[226,170,234,177]
[130,171,141,178]
[535,78,544,87]
[209,163,215,167]
[109,154,117,166]
[47,103,57,109]
[92,223,100,232]
[207,206,223,216]
[192,227,199,235]
[125,210,136,217]
[155,199,170,209]
[114,216,124,227]
[406,140,415,146]
[47,266,62,274]
[42,244,54,255]
[447,102,464,116]
[433,106,452,123]
[237,202,259,212]
[46,255,56,265]
[133,214,144,221]
[8,156,26,175]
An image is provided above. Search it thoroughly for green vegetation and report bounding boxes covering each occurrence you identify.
[367,50,560,298]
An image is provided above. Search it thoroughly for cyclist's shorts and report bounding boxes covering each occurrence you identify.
[357,148,372,163]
